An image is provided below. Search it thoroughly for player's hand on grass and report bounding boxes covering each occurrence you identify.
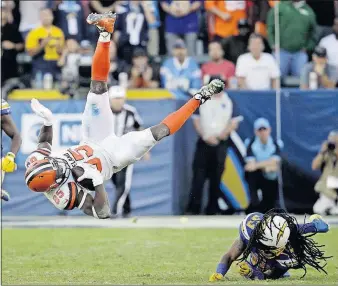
[1,152,17,172]
[238,261,252,278]
[209,273,224,282]
[77,163,103,187]
[31,98,54,126]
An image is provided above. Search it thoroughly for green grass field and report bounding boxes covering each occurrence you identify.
[2,228,338,285]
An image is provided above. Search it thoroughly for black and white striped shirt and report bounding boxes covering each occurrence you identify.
[111,104,143,137]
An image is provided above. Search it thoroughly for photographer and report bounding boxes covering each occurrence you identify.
[312,131,338,215]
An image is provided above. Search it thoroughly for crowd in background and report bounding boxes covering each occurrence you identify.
[1,0,338,98]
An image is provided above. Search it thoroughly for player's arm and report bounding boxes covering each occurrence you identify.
[1,114,22,173]
[76,164,111,219]
[77,185,111,219]
[298,214,329,234]
[1,114,21,155]
[30,99,54,149]
[209,238,246,281]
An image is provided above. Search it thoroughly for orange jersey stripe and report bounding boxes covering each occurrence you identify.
[67,182,77,210]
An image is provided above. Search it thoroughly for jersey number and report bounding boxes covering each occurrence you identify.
[68,145,102,172]
[53,190,68,205]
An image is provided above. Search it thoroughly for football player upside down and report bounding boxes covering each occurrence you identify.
[24,11,225,219]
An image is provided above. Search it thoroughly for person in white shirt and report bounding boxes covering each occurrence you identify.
[185,77,242,215]
[19,0,46,40]
[319,17,338,68]
[236,33,280,90]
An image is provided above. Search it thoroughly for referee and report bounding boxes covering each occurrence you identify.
[185,77,241,215]
[108,86,150,217]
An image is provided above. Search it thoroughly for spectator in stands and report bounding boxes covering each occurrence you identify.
[114,0,149,64]
[236,33,279,90]
[222,18,251,64]
[57,38,81,96]
[160,39,201,94]
[127,48,160,88]
[245,118,281,214]
[1,7,24,85]
[205,0,247,40]
[300,46,338,90]
[160,0,201,56]
[25,8,65,81]
[143,1,161,57]
[319,18,338,69]
[48,0,85,43]
[223,18,272,65]
[186,76,241,215]
[201,41,235,88]
[307,0,338,42]
[267,0,316,77]
[19,0,46,40]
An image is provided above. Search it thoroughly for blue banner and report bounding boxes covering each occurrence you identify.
[2,90,338,215]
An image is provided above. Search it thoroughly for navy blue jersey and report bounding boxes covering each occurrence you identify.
[115,3,148,47]
[239,213,297,278]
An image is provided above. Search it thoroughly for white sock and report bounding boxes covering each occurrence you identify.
[98,32,111,43]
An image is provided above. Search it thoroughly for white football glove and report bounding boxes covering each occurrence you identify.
[77,163,103,187]
[31,98,53,126]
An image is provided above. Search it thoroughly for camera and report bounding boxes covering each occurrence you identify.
[327,142,336,152]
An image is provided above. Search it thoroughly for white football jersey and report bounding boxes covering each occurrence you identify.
[25,141,113,211]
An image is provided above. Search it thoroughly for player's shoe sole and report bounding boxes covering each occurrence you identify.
[86,11,117,34]
[193,79,225,104]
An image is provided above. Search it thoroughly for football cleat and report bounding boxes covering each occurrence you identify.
[309,214,329,233]
[193,79,225,104]
[86,11,117,34]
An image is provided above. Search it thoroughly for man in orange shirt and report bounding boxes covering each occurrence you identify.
[205,0,247,40]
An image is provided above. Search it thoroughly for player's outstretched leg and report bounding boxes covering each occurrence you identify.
[150,79,225,141]
[87,12,117,95]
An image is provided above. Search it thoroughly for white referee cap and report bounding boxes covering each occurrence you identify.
[109,85,126,99]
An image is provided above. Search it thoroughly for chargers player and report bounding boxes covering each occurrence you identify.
[1,98,22,201]
[209,209,330,281]
[24,11,225,219]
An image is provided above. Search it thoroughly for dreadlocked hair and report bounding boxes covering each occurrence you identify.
[238,208,331,278]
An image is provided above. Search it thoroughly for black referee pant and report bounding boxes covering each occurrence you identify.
[111,165,134,217]
[186,138,228,215]
[245,170,278,214]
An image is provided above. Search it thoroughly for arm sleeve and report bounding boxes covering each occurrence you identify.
[160,60,172,88]
[25,30,37,50]
[306,11,317,51]
[272,140,281,160]
[235,56,247,77]
[269,55,280,78]
[246,142,256,162]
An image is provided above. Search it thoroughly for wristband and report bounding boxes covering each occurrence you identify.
[216,263,228,276]
[299,222,317,234]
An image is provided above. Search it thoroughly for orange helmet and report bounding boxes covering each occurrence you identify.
[25,157,69,192]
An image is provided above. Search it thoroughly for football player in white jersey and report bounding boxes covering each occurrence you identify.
[24,11,225,219]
